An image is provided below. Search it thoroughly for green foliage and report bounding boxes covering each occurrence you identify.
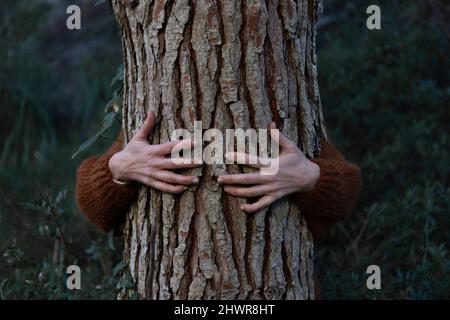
[1,187,126,299]
[316,0,449,299]
[0,1,124,299]
[0,0,448,299]
[72,64,123,159]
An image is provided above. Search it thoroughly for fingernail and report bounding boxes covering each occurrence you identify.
[217,177,223,184]
[240,205,244,210]
[193,177,199,183]
[224,187,229,192]
[183,186,188,190]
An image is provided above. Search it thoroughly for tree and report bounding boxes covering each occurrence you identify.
[112,0,327,300]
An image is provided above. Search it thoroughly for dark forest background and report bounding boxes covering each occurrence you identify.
[0,0,448,299]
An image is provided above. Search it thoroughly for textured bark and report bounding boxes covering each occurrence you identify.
[113,0,326,300]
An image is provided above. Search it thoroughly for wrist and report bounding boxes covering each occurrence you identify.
[108,152,130,182]
[303,160,320,192]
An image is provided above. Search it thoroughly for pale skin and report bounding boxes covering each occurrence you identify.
[108,112,202,193]
[109,112,320,213]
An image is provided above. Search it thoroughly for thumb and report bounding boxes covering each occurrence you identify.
[269,122,295,150]
[133,111,156,141]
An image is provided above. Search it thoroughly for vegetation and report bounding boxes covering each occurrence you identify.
[317,0,449,299]
[0,0,123,299]
[0,0,448,299]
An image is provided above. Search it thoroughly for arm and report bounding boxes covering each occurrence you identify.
[76,132,137,232]
[76,112,201,233]
[218,123,362,242]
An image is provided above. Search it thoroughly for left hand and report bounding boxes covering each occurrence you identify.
[218,123,320,213]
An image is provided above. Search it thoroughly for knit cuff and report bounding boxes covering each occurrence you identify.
[76,151,137,233]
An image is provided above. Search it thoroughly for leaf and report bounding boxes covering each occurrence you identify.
[71,134,101,160]
[104,95,121,114]
[112,260,128,277]
[55,189,67,204]
[110,64,124,87]
[72,63,123,158]
[118,278,133,289]
[107,232,116,251]
[95,0,107,6]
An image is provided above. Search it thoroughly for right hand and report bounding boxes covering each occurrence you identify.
[108,111,202,193]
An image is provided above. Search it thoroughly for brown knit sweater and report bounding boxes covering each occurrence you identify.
[76,133,362,242]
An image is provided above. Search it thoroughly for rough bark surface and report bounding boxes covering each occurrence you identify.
[113,0,327,300]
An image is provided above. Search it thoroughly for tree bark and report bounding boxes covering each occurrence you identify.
[112,0,326,300]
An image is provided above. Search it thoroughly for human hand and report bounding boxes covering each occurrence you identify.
[108,112,201,193]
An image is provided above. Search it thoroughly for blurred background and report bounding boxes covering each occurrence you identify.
[0,0,448,299]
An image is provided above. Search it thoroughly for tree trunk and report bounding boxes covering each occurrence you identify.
[112,0,326,300]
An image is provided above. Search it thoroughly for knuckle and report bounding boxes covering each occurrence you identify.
[144,167,155,177]
[149,145,160,155]
[142,177,152,186]
[173,186,184,193]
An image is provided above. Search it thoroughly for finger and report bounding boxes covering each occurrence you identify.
[269,122,296,151]
[225,152,271,168]
[158,157,203,170]
[156,139,194,156]
[217,173,268,185]
[154,170,199,185]
[223,185,275,198]
[241,195,275,213]
[148,180,187,194]
[133,111,156,141]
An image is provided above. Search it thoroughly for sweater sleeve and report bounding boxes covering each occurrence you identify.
[76,132,137,233]
[293,140,362,242]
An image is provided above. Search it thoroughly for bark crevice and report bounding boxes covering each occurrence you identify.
[113,0,324,300]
